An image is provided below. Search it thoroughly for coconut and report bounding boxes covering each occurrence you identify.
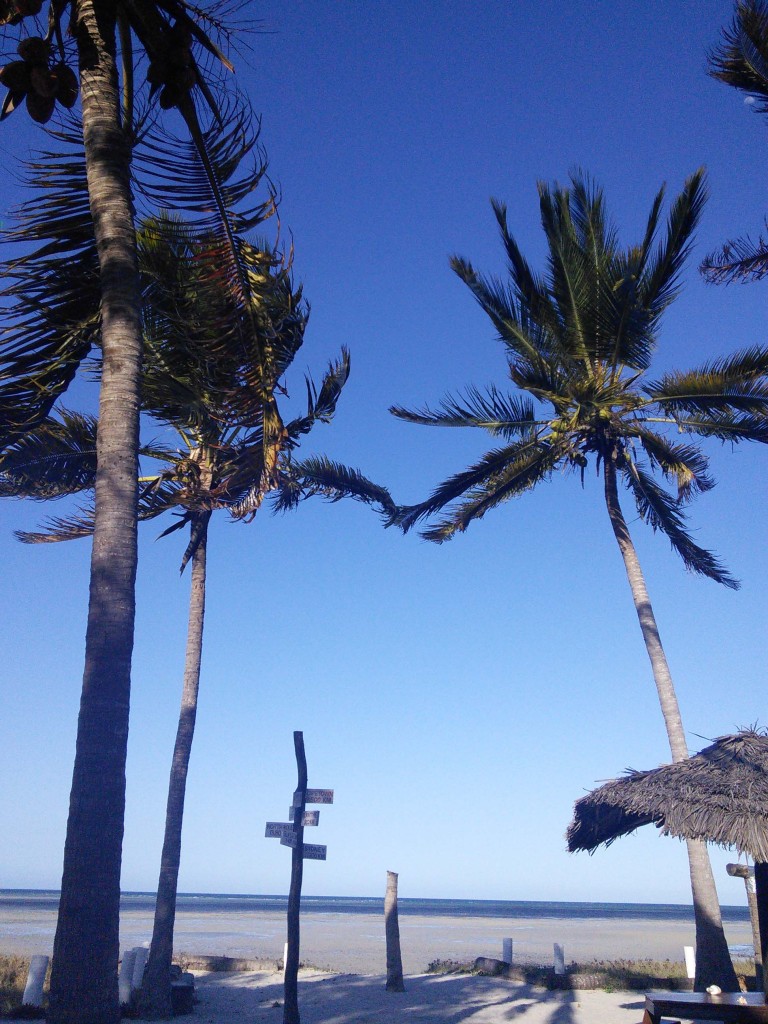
[25,88,54,123]
[17,36,50,64]
[53,63,78,108]
[0,60,31,92]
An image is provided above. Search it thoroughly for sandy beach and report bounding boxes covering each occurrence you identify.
[0,902,753,975]
[1,900,756,1024]
[136,968,650,1024]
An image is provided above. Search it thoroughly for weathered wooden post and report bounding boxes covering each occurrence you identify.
[727,862,763,988]
[284,731,307,1024]
[754,862,768,999]
[264,731,332,1024]
[384,871,405,992]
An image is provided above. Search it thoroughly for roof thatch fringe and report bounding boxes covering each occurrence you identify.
[566,730,768,862]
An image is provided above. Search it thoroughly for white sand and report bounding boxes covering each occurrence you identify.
[0,905,753,974]
[139,968,649,1024]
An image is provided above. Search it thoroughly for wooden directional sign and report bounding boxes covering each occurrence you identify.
[305,789,334,804]
[302,810,319,827]
[302,843,327,861]
[265,822,294,840]
[280,832,297,848]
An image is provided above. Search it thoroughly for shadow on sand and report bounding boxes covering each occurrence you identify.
[180,970,647,1024]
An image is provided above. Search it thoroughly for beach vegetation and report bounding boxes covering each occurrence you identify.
[0,1,249,1020]
[0,955,47,1017]
[426,955,757,992]
[389,170,768,991]
[0,103,393,1019]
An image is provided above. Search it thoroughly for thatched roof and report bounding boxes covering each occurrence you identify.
[566,730,768,862]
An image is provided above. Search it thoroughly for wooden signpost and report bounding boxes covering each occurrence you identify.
[264,731,333,1024]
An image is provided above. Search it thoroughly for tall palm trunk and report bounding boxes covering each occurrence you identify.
[48,3,142,1023]
[603,454,737,992]
[139,512,210,1018]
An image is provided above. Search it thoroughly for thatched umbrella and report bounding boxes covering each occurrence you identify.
[566,730,768,997]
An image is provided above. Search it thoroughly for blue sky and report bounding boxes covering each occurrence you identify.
[1,1,767,908]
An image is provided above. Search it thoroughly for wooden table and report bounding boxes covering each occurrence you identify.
[644,991,768,1022]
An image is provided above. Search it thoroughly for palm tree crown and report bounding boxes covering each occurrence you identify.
[391,170,768,585]
[703,0,768,283]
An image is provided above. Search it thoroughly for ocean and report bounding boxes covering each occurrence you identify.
[0,890,752,920]
[0,890,754,974]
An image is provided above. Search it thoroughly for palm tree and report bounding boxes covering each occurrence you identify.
[702,0,768,282]
[389,170,768,990]
[1,210,393,1017]
[0,4,245,1020]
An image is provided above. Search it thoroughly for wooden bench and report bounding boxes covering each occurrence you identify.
[644,991,768,1023]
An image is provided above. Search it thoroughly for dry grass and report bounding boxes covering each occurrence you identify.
[427,956,758,992]
[0,956,34,1016]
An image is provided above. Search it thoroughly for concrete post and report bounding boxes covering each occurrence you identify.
[553,943,565,975]
[132,946,148,992]
[22,954,49,1007]
[119,948,137,1004]
[684,945,696,980]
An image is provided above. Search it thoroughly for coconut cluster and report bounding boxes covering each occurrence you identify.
[147,21,197,110]
[0,37,78,122]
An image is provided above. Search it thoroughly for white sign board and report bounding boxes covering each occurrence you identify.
[265,822,294,840]
[305,789,334,804]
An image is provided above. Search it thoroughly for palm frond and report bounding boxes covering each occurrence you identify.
[640,168,707,319]
[0,410,98,498]
[284,349,351,440]
[271,455,394,517]
[646,345,768,417]
[16,507,96,544]
[416,440,561,542]
[621,459,738,588]
[701,231,768,284]
[537,179,595,371]
[390,385,540,439]
[450,257,557,365]
[0,126,100,450]
[629,427,714,500]
[390,436,555,535]
[708,0,768,110]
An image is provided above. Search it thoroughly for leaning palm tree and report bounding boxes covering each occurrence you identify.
[0,3,248,1018]
[1,213,393,1017]
[702,0,768,282]
[390,170,768,990]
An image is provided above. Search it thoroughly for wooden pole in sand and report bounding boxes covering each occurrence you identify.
[384,871,405,992]
[753,862,768,1000]
[284,731,307,1024]
[727,863,763,989]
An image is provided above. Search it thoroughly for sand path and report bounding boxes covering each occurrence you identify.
[152,969,647,1024]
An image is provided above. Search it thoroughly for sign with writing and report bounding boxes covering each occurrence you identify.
[303,843,327,861]
[305,789,334,804]
[302,810,319,827]
[265,822,294,840]
[280,832,297,848]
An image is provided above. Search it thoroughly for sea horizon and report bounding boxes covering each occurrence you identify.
[0,888,751,922]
